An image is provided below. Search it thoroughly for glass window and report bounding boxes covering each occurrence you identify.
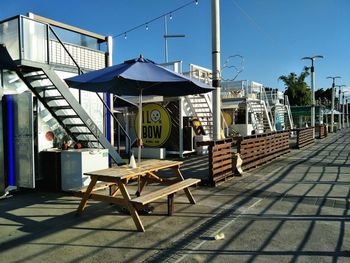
[0,18,19,60]
[50,26,99,50]
[22,18,47,63]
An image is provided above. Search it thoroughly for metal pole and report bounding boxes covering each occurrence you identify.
[138,90,143,166]
[310,61,315,130]
[211,0,221,140]
[164,15,168,63]
[346,99,349,128]
[342,92,345,129]
[331,81,335,133]
[338,88,341,129]
[302,56,323,135]
[179,97,184,158]
[328,77,341,132]
[107,36,114,146]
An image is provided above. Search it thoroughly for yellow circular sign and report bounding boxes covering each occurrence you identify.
[135,103,171,147]
[223,111,233,125]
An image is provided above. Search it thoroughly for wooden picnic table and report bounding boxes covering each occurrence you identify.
[76,159,200,232]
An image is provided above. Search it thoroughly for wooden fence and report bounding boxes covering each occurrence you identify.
[236,131,290,171]
[316,125,327,139]
[197,139,234,186]
[292,127,315,149]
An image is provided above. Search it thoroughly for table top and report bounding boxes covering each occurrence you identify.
[84,159,183,180]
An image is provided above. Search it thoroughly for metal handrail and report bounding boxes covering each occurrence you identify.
[48,26,83,74]
[95,92,132,151]
[47,24,131,154]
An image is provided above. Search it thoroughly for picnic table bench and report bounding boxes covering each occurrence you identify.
[75,159,200,232]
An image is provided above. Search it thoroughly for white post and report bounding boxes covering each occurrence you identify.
[179,97,184,158]
[125,110,130,153]
[331,82,335,133]
[338,88,342,130]
[310,62,315,132]
[342,92,345,129]
[138,91,143,165]
[107,36,114,146]
[347,98,349,128]
[211,0,221,140]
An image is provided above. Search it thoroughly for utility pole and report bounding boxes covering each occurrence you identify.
[302,56,323,137]
[347,98,349,128]
[342,91,345,129]
[211,0,221,140]
[335,84,345,129]
[327,76,341,133]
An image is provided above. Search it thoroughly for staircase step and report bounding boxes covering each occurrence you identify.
[26,75,48,81]
[51,106,73,111]
[56,115,80,119]
[65,124,88,128]
[71,132,94,135]
[35,85,56,90]
[43,96,65,102]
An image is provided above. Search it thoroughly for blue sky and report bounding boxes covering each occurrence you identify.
[1,0,349,93]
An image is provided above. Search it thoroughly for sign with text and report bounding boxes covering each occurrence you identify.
[135,103,171,147]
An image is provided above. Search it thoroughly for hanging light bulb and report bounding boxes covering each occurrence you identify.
[195,0,198,5]
[146,24,149,30]
[124,33,127,39]
[169,13,173,20]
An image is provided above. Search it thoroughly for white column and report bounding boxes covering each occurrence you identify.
[211,0,221,140]
[331,84,335,132]
[107,36,114,146]
[179,97,184,158]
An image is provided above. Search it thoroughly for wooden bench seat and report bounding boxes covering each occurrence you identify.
[131,178,200,215]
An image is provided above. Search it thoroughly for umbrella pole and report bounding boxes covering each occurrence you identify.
[137,90,142,195]
[138,90,143,166]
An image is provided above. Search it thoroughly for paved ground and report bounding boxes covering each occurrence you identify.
[0,129,349,263]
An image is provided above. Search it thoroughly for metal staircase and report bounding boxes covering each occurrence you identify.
[14,64,125,165]
[247,99,274,133]
[284,96,294,130]
[185,94,213,138]
[273,104,287,130]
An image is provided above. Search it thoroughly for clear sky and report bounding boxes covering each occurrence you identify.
[1,0,349,93]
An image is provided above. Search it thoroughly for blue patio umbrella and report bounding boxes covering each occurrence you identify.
[65,55,214,165]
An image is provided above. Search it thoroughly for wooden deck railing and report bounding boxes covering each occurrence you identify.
[316,125,327,139]
[236,131,290,171]
[197,139,235,186]
[291,127,315,149]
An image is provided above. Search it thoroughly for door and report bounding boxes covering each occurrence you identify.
[13,91,35,188]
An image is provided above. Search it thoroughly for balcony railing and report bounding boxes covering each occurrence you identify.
[0,15,105,71]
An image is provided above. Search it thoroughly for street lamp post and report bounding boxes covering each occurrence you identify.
[347,98,349,128]
[212,0,221,140]
[327,76,341,133]
[342,91,345,128]
[335,84,345,129]
[302,56,323,137]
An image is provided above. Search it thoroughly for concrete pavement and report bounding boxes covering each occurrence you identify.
[0,129,349,262]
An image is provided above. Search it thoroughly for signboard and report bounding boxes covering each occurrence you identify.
[135,103,171,147]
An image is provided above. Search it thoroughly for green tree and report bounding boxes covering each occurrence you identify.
[315,88,337,107]
[279,68,311,106]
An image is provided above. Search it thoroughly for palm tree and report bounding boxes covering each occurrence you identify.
[279,67,311,106]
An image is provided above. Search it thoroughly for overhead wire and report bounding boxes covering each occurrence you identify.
[113,0,198,39]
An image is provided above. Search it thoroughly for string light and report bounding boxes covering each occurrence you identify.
[113,0,199,39]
